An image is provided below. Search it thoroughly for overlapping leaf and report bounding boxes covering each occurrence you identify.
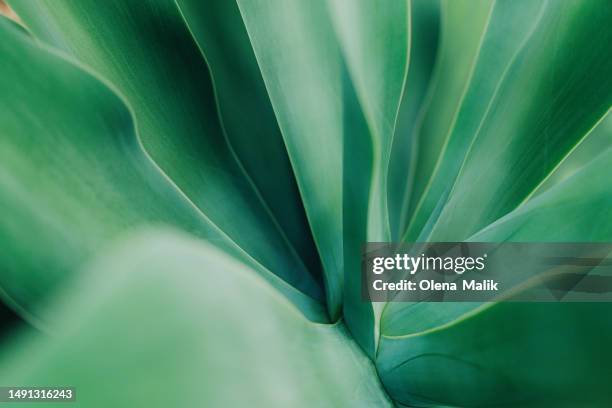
[378,0,612,405]
[236,1,410,350]
[378,146,612,406]
[236,0,345,320]
[327,0,410,356]
[384,0,612,331]
[0,19,325,324]
[425,0,612,241]
[0,0,611,406]
[403,0,493,241]
[0,230,391,407]
[530,109,612,198]
[175,0,322,288]
[388,0,441,241]
[8,0,325,306]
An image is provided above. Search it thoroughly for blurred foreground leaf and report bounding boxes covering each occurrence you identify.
[0,230,391,407]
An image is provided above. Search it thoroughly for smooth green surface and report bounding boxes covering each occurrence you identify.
[175,0,322,288]
[328,0,409,243]
[381,0,559,334]
[531,109,612,198]
[236,0,410,350]
[1,0,611,406]
[382,145,612,335]
[473,146,612,243]
[379,147,612,406]
[426,0,612,241]
[236,0,344,320]
[330,0,410,356]
[9,0,324,304]
[382,0,612,354]
[0,18,325,324]
[378,302,612,407]
[0,230,391,407]
[403,0,493,240]
[406,0,548,241]
[388,0,441,240]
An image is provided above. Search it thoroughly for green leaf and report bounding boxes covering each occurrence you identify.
[424,0,612,241]
[174,0,323,290]
[528,109,612,199]
[403,0,494,240]
[235,0,411,357]
[388,0,441,241]
[381,0,552,344]
[381,0,551,330]
[0,19,325,324]
[377,148,612,406]
[378,2,612,402]
[327,0,410,356]
[382,101,612,338]
[0,230,391,407]
[378,302,612,407]
[8,0,325,306]
[235,0,344,320]
[328,0,409,241]
[473,145,612,243]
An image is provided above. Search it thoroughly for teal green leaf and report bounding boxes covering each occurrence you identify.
[174,0,322,286]
[529,109,612,198]
[0,230,391,407]
[382,129,612,335]
[2,0,611,406]
[424,0,612,241]
[378,2,612,390]
[473,146,612,243]
[0,18,325,324]
[327,0,409,242]
[405,0,552,241]
[327,0,410,356]
[378,303,612,407]
[378,148,612,406]
[382,0,551,345]
[236,0,344,320]
[403,0,493,240]
[8,0,324,305]
[237,0,410,353]
[388,0,441,240]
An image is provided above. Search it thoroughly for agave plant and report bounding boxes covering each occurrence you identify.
[0,0,611,406]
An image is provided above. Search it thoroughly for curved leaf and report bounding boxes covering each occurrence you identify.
[382,0,552,340]
[529,109,612,199]
[382,128,612,335]
[403,0,493,240]
[0,19,325,324]
[236,0,344,320]
[327,0,410,355]
[237,0,410,354]
[473,146,612,243]
[327,0,409,242]
[174,0,323,288]
[0,230,391,407]
[388,0,441,241]
[426,0,612,241]
[8,0,324,305]
[405,0,552,241]
[378,147,612,406]
[378,303,612,407]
